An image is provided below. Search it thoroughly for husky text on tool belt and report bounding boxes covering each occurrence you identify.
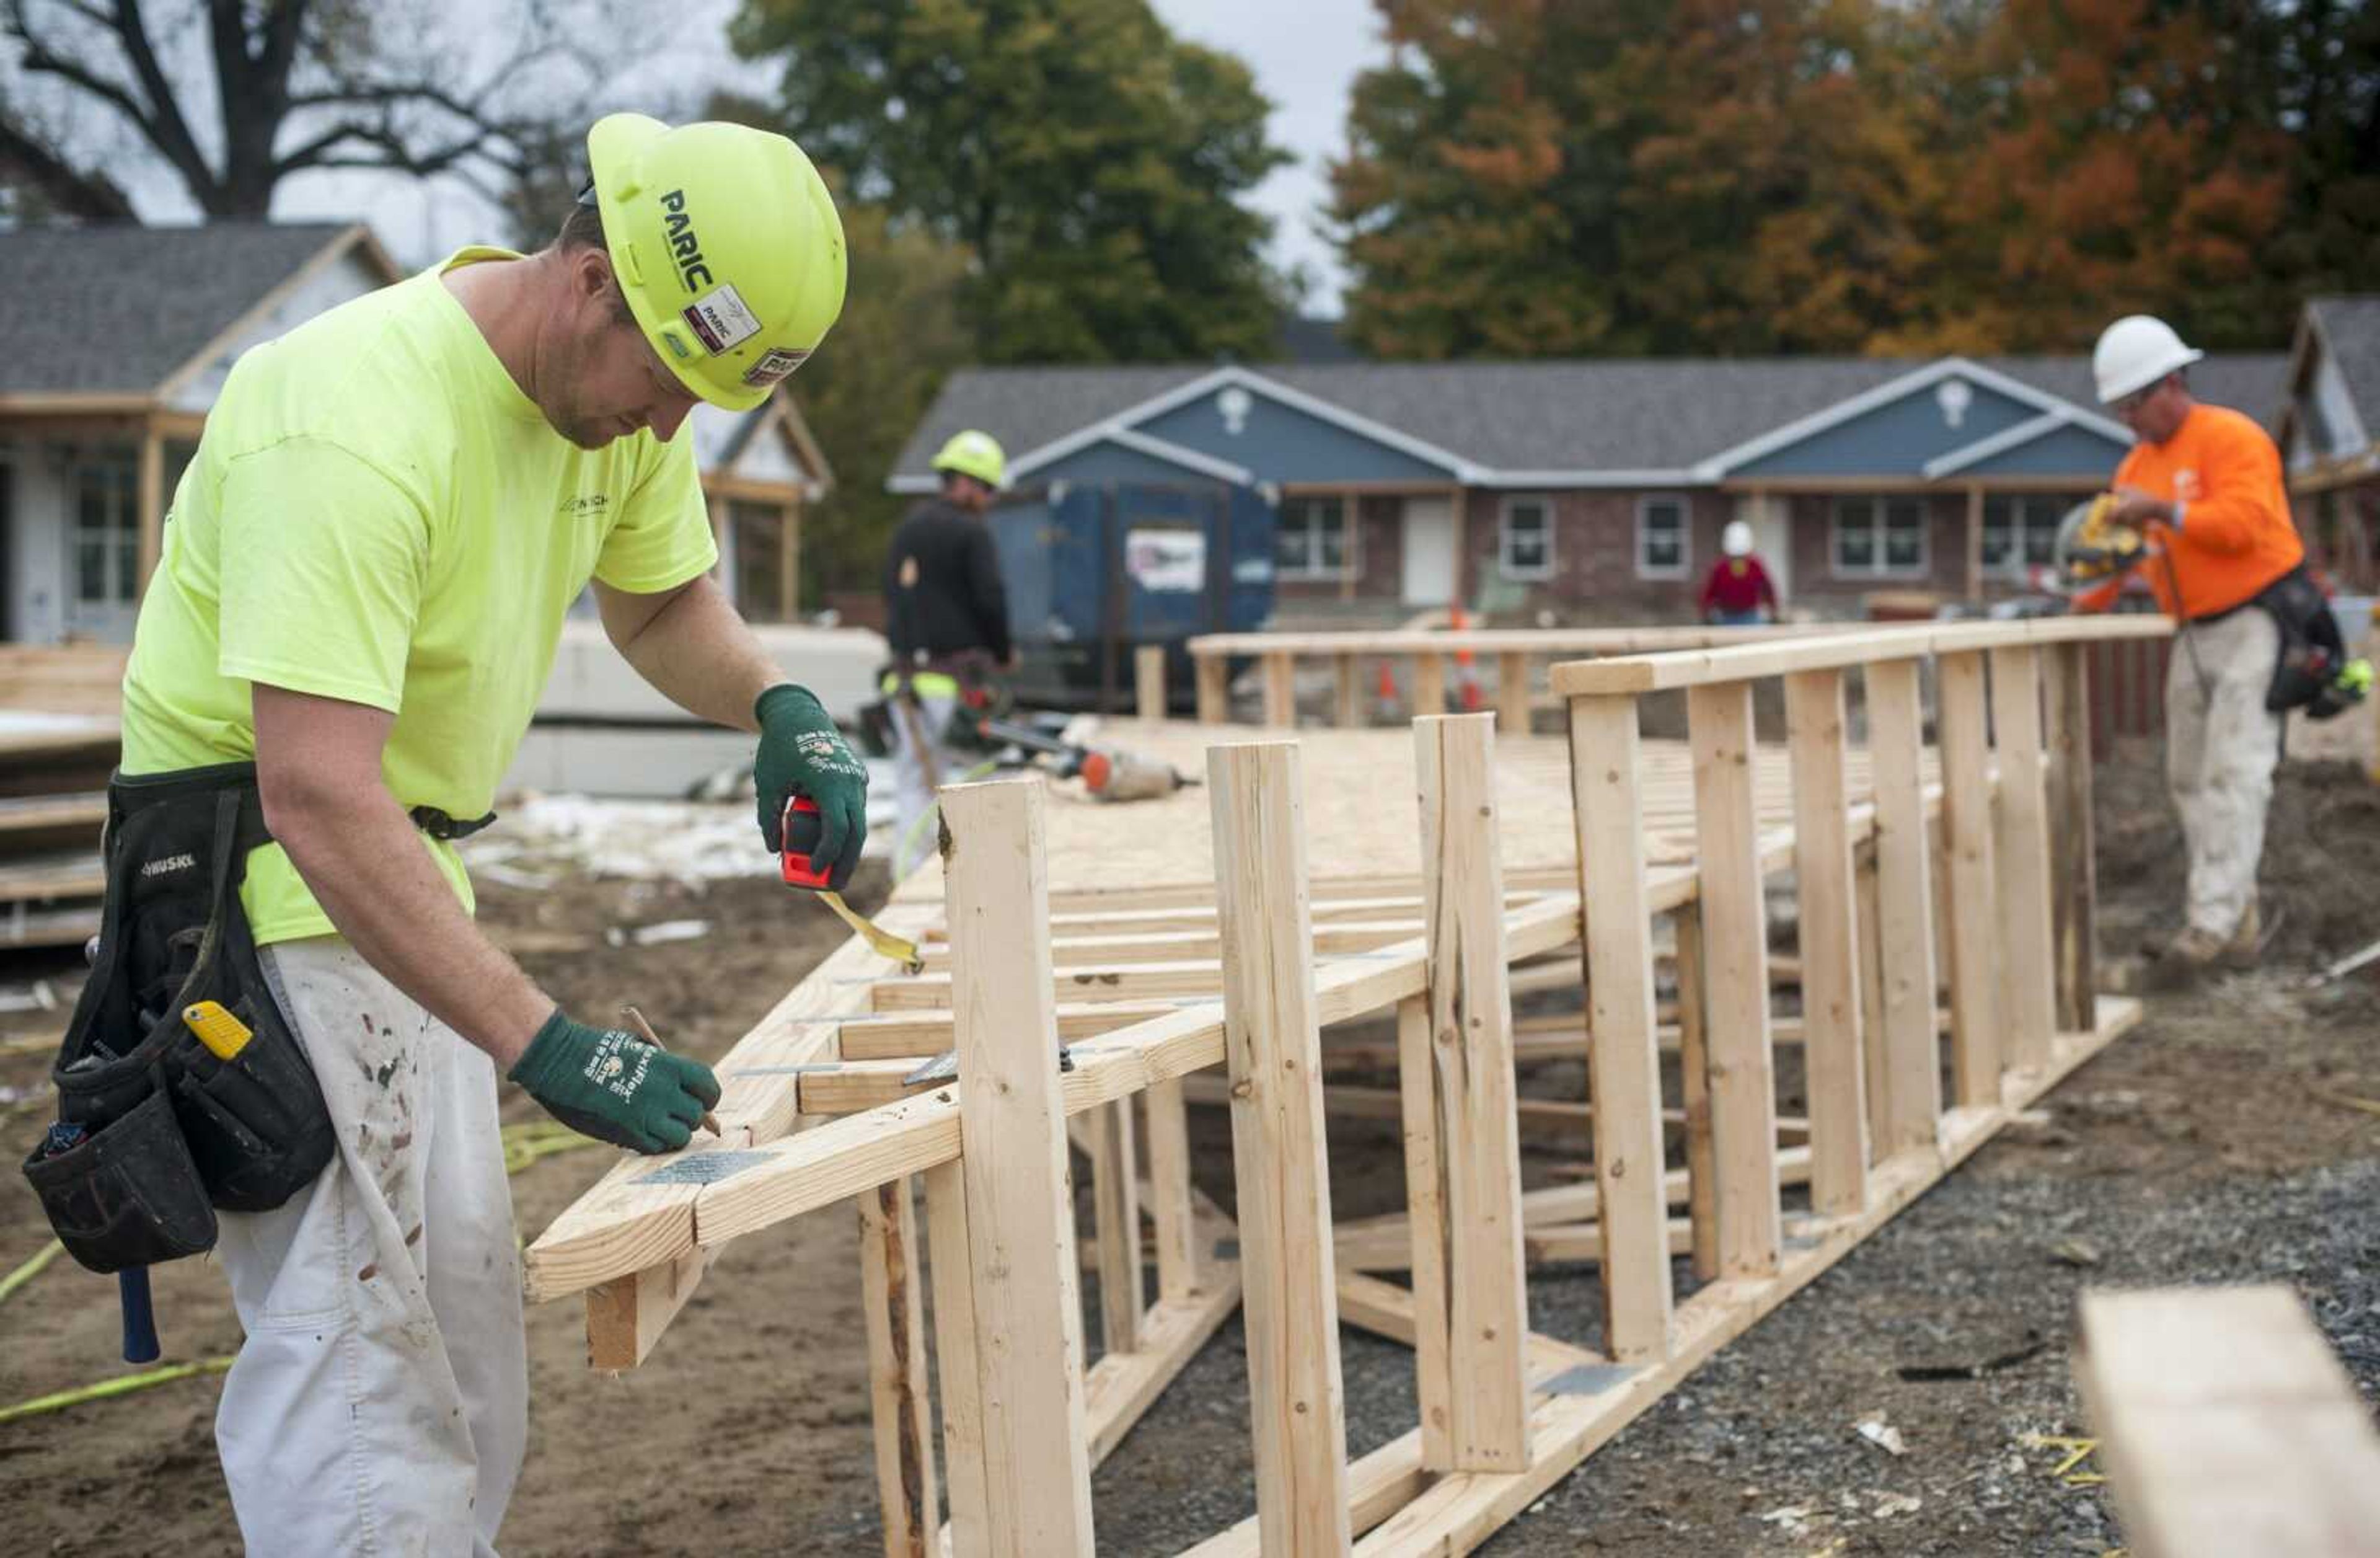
[22,764,336,1274]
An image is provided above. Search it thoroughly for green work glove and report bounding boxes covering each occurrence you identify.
[754,683,869,890]
[509,1009,721,1155]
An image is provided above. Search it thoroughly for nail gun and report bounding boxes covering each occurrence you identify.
[972,717,1199,802]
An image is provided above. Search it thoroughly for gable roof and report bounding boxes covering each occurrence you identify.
[0,221,399,401]
[891,352,2292,490]
[2305,296,2380,438]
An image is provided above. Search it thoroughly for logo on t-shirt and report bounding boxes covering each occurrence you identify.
[2175,469,2202,502]
[560,494,610,516]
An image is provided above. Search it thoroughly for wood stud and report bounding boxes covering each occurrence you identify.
[521,617,2171,1558]
[1935,651,2004,1107]
[1208,740,1355,1554]
[1410,714,1532,1469]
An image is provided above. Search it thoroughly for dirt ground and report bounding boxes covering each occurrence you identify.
[4,745,2379,1555]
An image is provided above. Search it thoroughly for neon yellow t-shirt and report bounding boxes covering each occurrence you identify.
[120,248,720,945]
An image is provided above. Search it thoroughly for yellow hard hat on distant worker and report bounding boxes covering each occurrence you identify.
[932,430,1007,489]
[582,113,847,413]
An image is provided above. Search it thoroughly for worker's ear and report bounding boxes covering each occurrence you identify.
[563,246,627,327]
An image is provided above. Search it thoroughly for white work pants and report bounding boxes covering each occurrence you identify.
[2165,608,2283,940]
[213,937,526,1556]
[889,691,960,879]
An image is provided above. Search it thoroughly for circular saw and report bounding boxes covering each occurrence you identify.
[2053,494,2145,590]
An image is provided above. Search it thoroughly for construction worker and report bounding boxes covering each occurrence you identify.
[881,429,1013,875]
[107,116,863,1552]
[2091,313,2306,971]
[1699,520,1782,625]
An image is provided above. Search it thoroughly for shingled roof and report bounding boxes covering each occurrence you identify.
[891,352,2293,486]
[0,221,391,398]
[2305,297,2380,435]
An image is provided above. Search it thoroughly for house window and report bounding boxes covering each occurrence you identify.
[1636,495,1689,580]
[1501,495,1554,580]
[71,452,139,605]
[1980,494,2076,578]
[1277,495,1351,580]
[1831,495,1928,577]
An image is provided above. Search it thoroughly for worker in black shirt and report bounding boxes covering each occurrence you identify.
[882,428,1011,874]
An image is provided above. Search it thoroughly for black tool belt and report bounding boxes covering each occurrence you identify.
[2247,564,2349,716]
[22,763,337,1273]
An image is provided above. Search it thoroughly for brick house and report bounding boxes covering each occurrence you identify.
[891,351,2289,624]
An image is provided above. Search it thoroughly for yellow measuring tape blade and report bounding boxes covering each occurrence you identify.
[821,890,923,973]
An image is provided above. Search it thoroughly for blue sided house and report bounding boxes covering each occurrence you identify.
[889,350,2296,632]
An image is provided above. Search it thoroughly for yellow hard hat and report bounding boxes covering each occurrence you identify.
[583,113,847,413]
[931,430,1007,489]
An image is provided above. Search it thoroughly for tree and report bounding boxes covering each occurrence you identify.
[1331,0,1942,358]
[726,0,1292,363]
[0,0,645,221]
[1916,0,2294,352]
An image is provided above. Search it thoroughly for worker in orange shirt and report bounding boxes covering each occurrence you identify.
[2090,314,2306,972]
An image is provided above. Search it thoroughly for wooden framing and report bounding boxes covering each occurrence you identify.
[2077,1285,2380,1556]
[523,613,2167,1558]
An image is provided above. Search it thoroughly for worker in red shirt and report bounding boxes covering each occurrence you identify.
[1700,521,1781,626]
[2091,313,2306,972]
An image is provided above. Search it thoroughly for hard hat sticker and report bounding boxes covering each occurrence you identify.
[742,346,809,387]
[681,281,763,356]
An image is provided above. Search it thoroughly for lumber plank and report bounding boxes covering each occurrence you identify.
[1989,645,2059,1073]
[1670,906,1719,1281]
[1414,714,1532,1471]
[1784,668,1869,1216]
[1144,1078,1199,1303]
[1413,652,1445,720]
[1196,652,1230,725]
[1263,650,1296,728]
[1089,1097,1144,1356]
[2077,1285,2380,1558]
[937,779,1096,1556]
[1564,694,1674,1362]
[1395,994,1454,1469]
[1496,650,1530,735]
[1135,644,1166,723]
[860,1179,938,1558]
[1935,651,2004,1107]
[1854,850,1889,1166]
[924,1161,990,1558]
[1863,660,1944,1156]
[1686,681,1783,1279]
[1207,738,1355,1554]
[1549,613,2174,696]
[2053,640,2100,1031]
[1335,651,1362,728]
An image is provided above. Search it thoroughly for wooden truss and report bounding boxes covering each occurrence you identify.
[527,614,2168,1556]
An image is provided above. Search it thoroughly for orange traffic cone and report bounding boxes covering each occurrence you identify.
[1375,658,1398,720]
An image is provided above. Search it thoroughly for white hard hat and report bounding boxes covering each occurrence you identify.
[2092,315,2203,404]
[1722,520,1754,557]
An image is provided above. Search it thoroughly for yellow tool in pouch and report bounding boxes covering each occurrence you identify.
[183,1001,253,1061]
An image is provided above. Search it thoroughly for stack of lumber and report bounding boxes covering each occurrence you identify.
[0,646,125,950]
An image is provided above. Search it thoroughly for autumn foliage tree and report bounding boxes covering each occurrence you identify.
[1335,0,2376,360]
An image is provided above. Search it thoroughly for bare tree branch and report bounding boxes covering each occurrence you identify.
[0,105,133,216]
[2,0,618,219]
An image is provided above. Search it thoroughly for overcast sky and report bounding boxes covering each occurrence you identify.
[253,0,1388,315]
